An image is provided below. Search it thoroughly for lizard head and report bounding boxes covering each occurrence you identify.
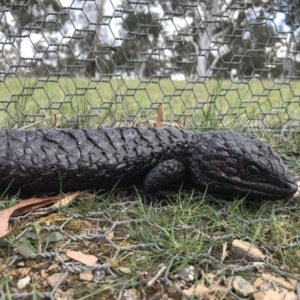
[188,131,297,201]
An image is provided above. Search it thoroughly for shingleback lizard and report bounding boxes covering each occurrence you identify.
[0,128,297,200]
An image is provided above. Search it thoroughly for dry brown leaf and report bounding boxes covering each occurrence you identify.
[52,192,80,207]
[155,104,163,128]
[0,192,92,237]
[65,250,98,266]
[31,192,93,214]
[0,197,61,237]
[12,197,62,217]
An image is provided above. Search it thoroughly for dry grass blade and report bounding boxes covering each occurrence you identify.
[155,104,163,128]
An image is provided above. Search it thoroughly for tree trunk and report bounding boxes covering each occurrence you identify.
[283,33,295,78]
[84,0,106,78]
[191,0,227,80]
[190,30,210,79]
[135,59,147,79]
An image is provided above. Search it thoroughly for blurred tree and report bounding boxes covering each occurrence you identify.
[1,0,296,80]
[254,0,300,77]
[0,0,68,76]
[115,2,161,79]
[83,0,106,78]
[61,0,116,78]
[117,0,283,80]
[220,23,279,79]
[281,0,300,77]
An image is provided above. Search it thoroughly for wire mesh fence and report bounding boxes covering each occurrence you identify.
[1,0,300,299]
[2,192,300,299]
[1,0,300,131]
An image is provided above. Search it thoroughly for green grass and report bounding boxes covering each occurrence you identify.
[0,77,300,130]
[0,77,300,298]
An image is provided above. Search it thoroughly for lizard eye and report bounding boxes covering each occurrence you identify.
[247,165,260,176]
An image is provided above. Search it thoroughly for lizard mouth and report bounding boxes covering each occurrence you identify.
[280,181,298,196]
[212,180,298,201]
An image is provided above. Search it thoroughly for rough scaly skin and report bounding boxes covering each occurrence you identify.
[0,128,297,200]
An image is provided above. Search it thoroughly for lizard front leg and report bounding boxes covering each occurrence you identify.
[143,159,187,202]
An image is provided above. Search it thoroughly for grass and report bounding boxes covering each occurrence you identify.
[0,77,300,298]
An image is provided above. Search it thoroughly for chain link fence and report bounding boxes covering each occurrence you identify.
[1,0,300,299]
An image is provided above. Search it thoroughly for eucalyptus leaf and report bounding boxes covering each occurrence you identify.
[15,243,34,258]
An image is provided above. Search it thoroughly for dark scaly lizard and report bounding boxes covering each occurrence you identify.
[0,128,297,200]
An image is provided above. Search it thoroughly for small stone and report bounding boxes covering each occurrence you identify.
[175,264,196,286]
[232,239,265,262]
[287,278,297,290]
[118,267,131,274]
[54,288,75,300]
[40,269,47,279]
[18,267,31,277]
[43,280,49,287]
[17,262,25,267]
[285,291,298,300]
[253,290,285,300]
[47,273,65,288]
[253,277,264,289]
[232,276,255,297]
[122,288,140,300]
[293,181,300,197]
[79,270,93,281]
[46,262,59,272]
[253,291,265,300]
[17,276,30,289]
[93,270,106,283]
